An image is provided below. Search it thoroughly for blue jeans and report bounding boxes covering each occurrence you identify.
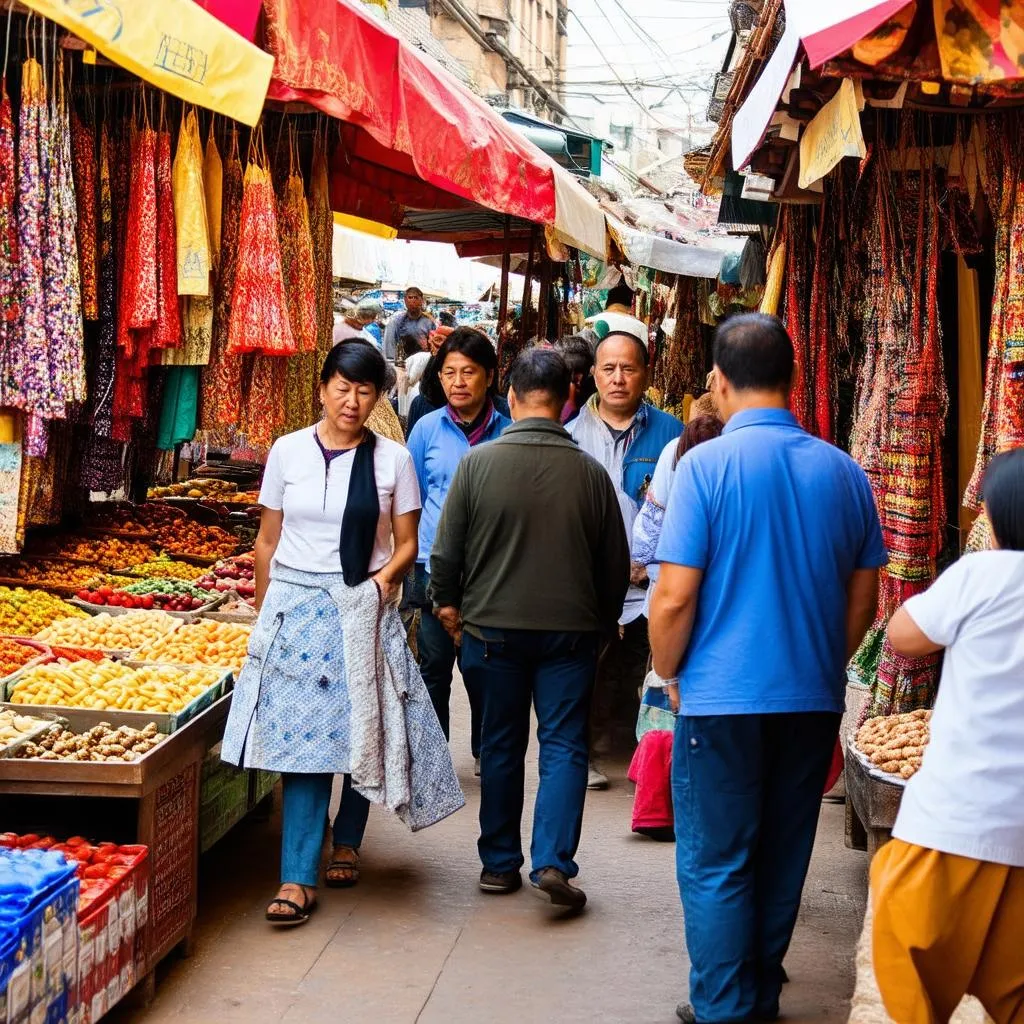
[461,627,599,882]
[411,564,481,757]
[280,773,371,887]
[673,712,840,1023]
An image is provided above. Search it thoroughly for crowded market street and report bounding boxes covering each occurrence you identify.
[108,693,868,1024]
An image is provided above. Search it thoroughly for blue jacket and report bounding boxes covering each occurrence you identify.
[407,405,511,565]
[569,396,683,509]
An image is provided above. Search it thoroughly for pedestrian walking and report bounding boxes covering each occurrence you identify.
[407,328,511,770]
[871,448,1024,1024]
[649,313,886,1024]
[221,341,462,927]
[554,334,596,425]
[568,330,681,788]
[430,348,629,908]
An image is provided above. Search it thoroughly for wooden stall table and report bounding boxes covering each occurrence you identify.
[844,733,905,855]
[0,694,233,1006]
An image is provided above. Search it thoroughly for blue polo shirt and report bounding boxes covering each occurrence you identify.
[656,408,887,716]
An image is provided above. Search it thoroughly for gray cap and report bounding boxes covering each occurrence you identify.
[354,298,383,322]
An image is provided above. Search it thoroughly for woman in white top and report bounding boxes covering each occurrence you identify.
[222,342,422,925]
[872,448,1024,1024]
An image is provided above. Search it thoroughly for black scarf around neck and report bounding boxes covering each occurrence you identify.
[339,430,379,586]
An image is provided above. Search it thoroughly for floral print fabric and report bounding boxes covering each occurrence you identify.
[71,111,98,321]
[0,78,21,405]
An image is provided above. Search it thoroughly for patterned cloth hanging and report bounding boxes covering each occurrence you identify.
[70,110,98,321]
[309,142,334,366]
[172,108,211,297]
[242,354,287,448]
[227,156,296,356]
[152,127,181,351]
[90,127,117,438]
[121,126,158,334]
[200,133,243,426]
[0,76,21,404]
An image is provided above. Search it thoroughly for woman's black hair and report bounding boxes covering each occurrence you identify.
[982,448,1024,551]
[437,327,498,393]
[674,414,723,468]
[320,339,386,392]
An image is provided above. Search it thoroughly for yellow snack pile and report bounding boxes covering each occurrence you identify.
[35,611,180,651]
[132,619,250,673]
[0,588,88,637]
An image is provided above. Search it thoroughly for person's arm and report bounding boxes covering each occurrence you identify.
[254,508,283,612]
[846,568,880,660]
[596,475,631,629]
[429,460,471,641]
[649,564,704,709]
[372,510,419,605]
[887,606,943,658]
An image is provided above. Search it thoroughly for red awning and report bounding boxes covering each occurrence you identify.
[261,0,608,253]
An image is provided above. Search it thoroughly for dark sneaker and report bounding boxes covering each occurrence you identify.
[676,1001,774,1023]
[530,868,587,909]
[479,870,521,894]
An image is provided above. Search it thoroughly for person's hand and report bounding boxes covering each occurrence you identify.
[630,562,649,587]
[435,606,462,645]
[665,681,680,714]
[372,572,400,606]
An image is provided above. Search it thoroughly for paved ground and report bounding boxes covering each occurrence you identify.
[111,691,869,1024]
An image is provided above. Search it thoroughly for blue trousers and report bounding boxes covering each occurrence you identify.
[411,564,481,756]
[673,712,840,1023]
[280,773,371,887]
[462,627,599,882]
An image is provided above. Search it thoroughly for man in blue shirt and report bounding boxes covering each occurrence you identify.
[650,313,886,1024]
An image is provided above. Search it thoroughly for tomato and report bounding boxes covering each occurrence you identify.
[16,834,39,847]
[98,587,113,598]
[106,865,130,880]
[141,595,154,610]
[64,836,87,847]
[77,589,91,602]
[83,864,110,879]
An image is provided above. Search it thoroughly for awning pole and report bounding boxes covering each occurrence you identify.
[520,225,537,348]
[498,216,511,328]
[537,249,553,343]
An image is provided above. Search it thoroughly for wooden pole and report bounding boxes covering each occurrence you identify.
[520,225,537,349]
[498,215,511,329]
[537,249,553,343]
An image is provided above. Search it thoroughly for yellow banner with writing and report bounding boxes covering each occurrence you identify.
[21,0,273,126]
[798,78,866,190]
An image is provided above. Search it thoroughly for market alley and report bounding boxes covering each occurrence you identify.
[109,692,868,1024]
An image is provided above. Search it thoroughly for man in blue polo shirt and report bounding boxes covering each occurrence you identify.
[650,313,886,1024]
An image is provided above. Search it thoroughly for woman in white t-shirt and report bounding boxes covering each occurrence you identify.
[872,448,1024,1024]
[222,342,423,926]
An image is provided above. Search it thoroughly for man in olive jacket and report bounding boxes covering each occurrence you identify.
[430,347,630,910]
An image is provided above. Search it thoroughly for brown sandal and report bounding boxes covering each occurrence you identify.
[325,846,360,888]
[265,884,316,927]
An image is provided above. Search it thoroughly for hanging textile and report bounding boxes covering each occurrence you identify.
[152,126,182,351]
[70,110,98,320]
[653,277,704,416]
[964,114,1024,509]
[0,73,20,404]
[310,140,334,365]
[172,108,211,296]
[200,131,243,427]
[227,135,296,356]
[157,367,201,450]
[121,125,158,334]
[780,207,814,434]
[278,167,317,354]
[205,125,223,271]
[242,355,287,448]
[90,127,117,438]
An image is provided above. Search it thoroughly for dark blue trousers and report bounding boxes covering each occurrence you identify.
[672,712,840,1023]
[461,627,599,882]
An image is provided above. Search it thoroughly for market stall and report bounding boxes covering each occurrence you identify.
[690,0,1024,852]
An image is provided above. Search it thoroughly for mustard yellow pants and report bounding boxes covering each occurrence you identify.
[871,839,1024,1024]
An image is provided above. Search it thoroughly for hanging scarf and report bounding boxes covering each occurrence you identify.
[336,428,379,586]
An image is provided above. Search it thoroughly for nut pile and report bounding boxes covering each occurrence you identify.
[16,722,165,762]
[854,710,932,780]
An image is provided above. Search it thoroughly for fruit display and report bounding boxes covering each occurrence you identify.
[0,587,88,636]
[132,619,251,673]
[196,552,255,601]
[15,721,165,762]
[148,478,241,500]
[0,558,106,591]
[7,659,223,711]
[127,557,206,581]
[0,638,47,678]
[854,709,932,780]
[84,505,156,537]
[75,578,214,612]
[35,609,180,651]
[40,536,157,569]
[154,520,239,561]
[0,709,53,748]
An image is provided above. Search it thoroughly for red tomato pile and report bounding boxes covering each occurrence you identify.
[0,832,147,913]
[75,586,156,610]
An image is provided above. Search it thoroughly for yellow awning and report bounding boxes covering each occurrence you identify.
[333,212,399,240]
[22,0,273,126]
